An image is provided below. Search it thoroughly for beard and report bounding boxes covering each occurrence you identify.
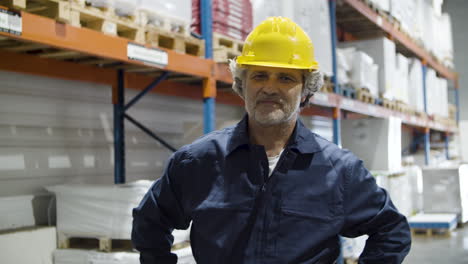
[246,94,301,126]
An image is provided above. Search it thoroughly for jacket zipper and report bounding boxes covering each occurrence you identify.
[258,149,288,261]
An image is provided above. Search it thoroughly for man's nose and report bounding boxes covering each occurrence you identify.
[261,77,279,94]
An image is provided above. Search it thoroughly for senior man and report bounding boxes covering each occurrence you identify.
[132,17,411,263]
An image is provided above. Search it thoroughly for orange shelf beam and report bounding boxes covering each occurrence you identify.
[0,11,213,79]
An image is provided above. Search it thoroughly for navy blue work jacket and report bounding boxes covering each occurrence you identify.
[132,116,411,264]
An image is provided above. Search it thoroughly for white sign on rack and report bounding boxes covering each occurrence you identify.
[0,9,22,35]
[127,43,168,68]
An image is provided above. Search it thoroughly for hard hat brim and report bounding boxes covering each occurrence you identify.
[236,59,319,71]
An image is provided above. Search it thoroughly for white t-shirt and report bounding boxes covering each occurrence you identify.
[267,149,284,177]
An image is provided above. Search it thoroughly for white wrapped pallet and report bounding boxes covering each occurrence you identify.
[138,0,191,32]
[434,14,454,68]
[53,247,196,264]
[86,0,112,8]
[0,227,57,264]
[342,117,402,172]
[387,172,413,217]
[46,181,191,244]
[395,53,409,104]
[339,37,396,100]
[422,165,468,223]
[113,0,137,16]
[336,48,351,86]
[350,51,379,97]
[252,0,333,76]
[367,0,390,12]
[0,195,35,231]
[390,0,403,24]
[425,68,437,116]
[408,59,424,112]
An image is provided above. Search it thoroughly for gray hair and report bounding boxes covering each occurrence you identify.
[228,59,324,107]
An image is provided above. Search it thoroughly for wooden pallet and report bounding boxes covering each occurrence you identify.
[340,86,356,99]
[213,47,240,63]
[146,27,205,57]
[395,100,412,114]
[58,233,134,252]
[356,87,375,104]
[320,76,334,93]
[213,33,244,54]
[411,227,452,237]
[0,0,71,23]
[69,1,145,43]
[381,97,396,111]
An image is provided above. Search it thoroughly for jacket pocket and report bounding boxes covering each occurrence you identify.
[281,198,332,221]
[274,198,335,261]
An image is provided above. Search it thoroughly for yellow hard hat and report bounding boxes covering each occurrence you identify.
[236,17,319,70]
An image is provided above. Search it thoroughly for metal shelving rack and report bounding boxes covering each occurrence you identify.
[0,0,460,181]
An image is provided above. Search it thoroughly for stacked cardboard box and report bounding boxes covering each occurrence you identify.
[192,0,253,41]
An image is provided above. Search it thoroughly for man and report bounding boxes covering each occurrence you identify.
[132,17,411,263]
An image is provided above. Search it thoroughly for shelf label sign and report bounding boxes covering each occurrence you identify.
[127,43,168,68]
[0,9,22,35]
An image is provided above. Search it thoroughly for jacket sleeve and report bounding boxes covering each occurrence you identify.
[131,152,191,264]
[339,153,412,264]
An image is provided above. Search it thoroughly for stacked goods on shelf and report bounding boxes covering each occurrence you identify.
[402,158,424,214]
[336,47,379,99]
[192,0,252,61]
[0,226,57,264]
[425,68,449,118]
[386,0,454,68]
[0,195,35,230]
[251,0,333,76]
[46,181,191,251]
[339,37,397,101]
[394,53,409,105]
[302,116,334,143]
[113,0,137,17]
[53,247,196,264]
[460,121,468,162]
[341,117,402,172]
[192,0,253,40]
[408,59,424,113]
[137,0,192,34]
[372,171,413,217]
[367,0,390,12]
[422,166,468,224]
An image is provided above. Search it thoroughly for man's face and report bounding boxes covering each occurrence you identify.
[244,65,304,126]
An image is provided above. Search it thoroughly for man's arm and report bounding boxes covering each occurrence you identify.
[132,153,190,264]
[339,153,411,264]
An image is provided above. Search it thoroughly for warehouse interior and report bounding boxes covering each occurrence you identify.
[0,0,467,263]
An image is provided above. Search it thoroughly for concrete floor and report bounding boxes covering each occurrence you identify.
[404,226,468,263]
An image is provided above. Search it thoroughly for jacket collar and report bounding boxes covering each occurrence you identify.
[226,115,323,155]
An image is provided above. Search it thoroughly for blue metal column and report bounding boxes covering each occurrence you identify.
[455,88,460,123]
[422,63,430,165]
[329,1,343,264]
[424,128,430,165]
[201,0,215,134]
[422,64,428,113]
[329,0,341,149]
[114,69,125,184]
[445,132,450,160]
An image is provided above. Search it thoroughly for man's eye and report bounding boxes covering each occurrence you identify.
[252,74,267,80]
[279,76,294,82]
